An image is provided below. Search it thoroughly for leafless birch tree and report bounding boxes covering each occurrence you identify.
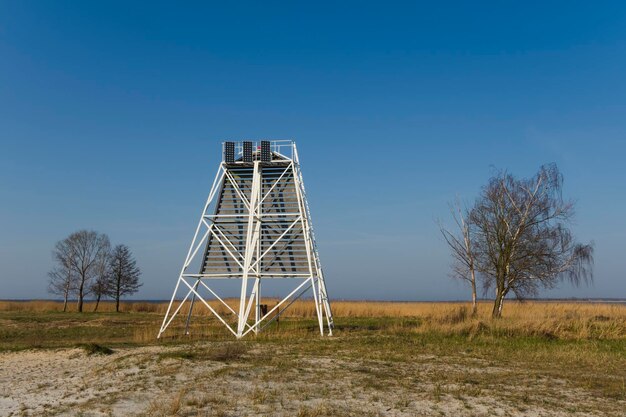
[47,263,75,312]
[469,164,594,318]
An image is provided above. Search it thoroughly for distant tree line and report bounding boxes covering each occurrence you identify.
[439,164,594,318]
[48,230,142,312]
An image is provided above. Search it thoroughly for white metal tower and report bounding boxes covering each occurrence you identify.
[158,140,333,339]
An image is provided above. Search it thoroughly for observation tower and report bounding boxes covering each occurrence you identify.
[158,141,333,339]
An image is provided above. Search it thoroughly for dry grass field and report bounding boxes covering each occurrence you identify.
[0,300,624,416]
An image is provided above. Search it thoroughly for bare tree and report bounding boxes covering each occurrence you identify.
[90,250,111,312]
[52,230,111,313]
[469,164,594,318]
[438,199,478,317]
[90,276,109,312]
[107,244,142,312]
[47,263,75,312]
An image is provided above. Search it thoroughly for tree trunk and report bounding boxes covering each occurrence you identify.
[62,282,69,312]
[116,281,121,312]
[470,267,477,317]
[492,287,504,318]
[492,285,509,318]
[77,277,85,313]
[93,293,101,312]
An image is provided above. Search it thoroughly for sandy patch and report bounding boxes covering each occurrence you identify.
[0,345,622,416]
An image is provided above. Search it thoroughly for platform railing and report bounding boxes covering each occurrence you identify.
[221,140,295,162]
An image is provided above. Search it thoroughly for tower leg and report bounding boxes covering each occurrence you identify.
[158,277,182,338]
[158,164,225,339]
[237,162,261,337]
[310,276,324,336]
[255,278,261,334]
[318,272,334,335]
[291,152,329,337]
[184,279,201,335]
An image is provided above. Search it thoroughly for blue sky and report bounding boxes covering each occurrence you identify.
[1,2,625,300]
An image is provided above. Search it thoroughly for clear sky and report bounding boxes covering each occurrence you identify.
[1,2,625,301]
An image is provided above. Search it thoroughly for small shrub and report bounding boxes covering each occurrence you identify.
[157,343,247,362]
[433,383,444,402]
[467,320,488,340]
[208,343,247,362]
[158,350,196,361]
[441,306,468,324]
[78,343,114,355]
[251,388,269,404]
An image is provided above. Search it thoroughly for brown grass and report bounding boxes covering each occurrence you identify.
[2,299,624,342]
[4,298,625,317]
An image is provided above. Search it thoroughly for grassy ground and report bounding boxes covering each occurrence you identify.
[0,300,624,416]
